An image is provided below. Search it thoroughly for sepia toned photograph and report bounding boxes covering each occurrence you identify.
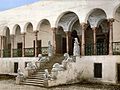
[0,0,120,90]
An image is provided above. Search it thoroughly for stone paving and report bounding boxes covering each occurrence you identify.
[0,79,120,90]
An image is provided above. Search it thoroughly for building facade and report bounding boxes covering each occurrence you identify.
[0,0,120,84]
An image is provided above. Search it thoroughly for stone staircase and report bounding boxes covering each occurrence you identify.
[22,54,64,87]
[22,70,45,86]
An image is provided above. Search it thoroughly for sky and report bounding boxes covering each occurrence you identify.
[0,0,40,11]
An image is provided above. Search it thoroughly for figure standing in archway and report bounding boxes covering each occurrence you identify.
[73,38,80,56]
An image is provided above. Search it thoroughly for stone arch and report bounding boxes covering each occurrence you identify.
[55,11,81,55]
[36,19,51,31]
[12,24,21,35]
[37,19,52,50]
[113,3,120,17]
[2,26,10,36]
[2,26,11,57]
[13,24,22,54]
[55,11,80,31]
[56,26,66,54]
[85,21,94,55]
[85,8,107,28]
[96,19,109,55]
[24,22,35,52]
[113,4,120,42]
[24,22,33,33]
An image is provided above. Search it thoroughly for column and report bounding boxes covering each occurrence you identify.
[22,33,25,57]
[81,23,87,56]
[51,27,57,54]
[65,31,71,54]
[108,18,114,55]
[34,31,38,57]
[11,35,14,57]
[92,27,97,55]
[1,36,3,57]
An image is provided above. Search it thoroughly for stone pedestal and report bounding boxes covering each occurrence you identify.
[16,76,24,85]
[24,69,31,77]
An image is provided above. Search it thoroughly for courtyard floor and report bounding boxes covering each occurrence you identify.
[0,79,120,90]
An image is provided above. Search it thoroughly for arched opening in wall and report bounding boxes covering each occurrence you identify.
[113,5,120,56]
[3,27,11,57]
[86,8,107,55]
[56,26,66,54]
[114,5,120,42]
[96,19,109,55]
[115,5,120,82]
[85,23,94,55]
[70,20,81,55]
[14,25,22,57]
[56,11,81,55]
[25,22,35,57]
[37,19,52,56]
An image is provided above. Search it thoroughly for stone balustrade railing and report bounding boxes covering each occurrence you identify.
[43,53,76,81]
[16,54,50,85]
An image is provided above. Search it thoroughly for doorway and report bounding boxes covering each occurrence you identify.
[37,40,41,56]
[62,37,66,54]
[14,62,18,73]
[117,64,120,83]
[96,34,108,55]
[17,43,22,57]
[8,43,11,57]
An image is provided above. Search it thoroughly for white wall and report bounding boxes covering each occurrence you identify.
[0,0,119,32]
[0,57,38,74]
[48,56,120,87]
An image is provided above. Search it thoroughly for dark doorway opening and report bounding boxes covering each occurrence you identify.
[96,34,109,55]
[94,63,102,78]
[33,40,35,56]
[117,64,120,83]
[8,43,11,57]
[37,40,41,56]
[62,37,66,54]
[14,62,18,73]
[17,43,22,57]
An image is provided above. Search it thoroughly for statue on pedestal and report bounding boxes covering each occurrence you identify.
[48,41,53,57]
[73,38,80,56]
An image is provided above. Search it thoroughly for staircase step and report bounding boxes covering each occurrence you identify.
[25,80,44,83]
[26,79,44,82]
[23,82,44,87]
[22,55,64,87]
[36,72,45,74]
[31,74,44,77]
[28,76,44,79]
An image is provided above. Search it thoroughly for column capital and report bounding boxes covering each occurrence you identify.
[65,31,71,36]
[92,27,97,31]
[81,22,88,30]
[10,34,14,38]
[51,27,57,30]
[21,32,26,35]
[51,27,57,29]
[33,31,38,36]
[51,27,57,33]
[107,18,115,23]
[33,30,39,33]
[65,31,71,33]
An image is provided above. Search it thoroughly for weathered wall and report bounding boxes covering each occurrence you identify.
[48,56,120,86]
[0,57,38,74]
[0,0,119,48]
[0,0,119,31]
